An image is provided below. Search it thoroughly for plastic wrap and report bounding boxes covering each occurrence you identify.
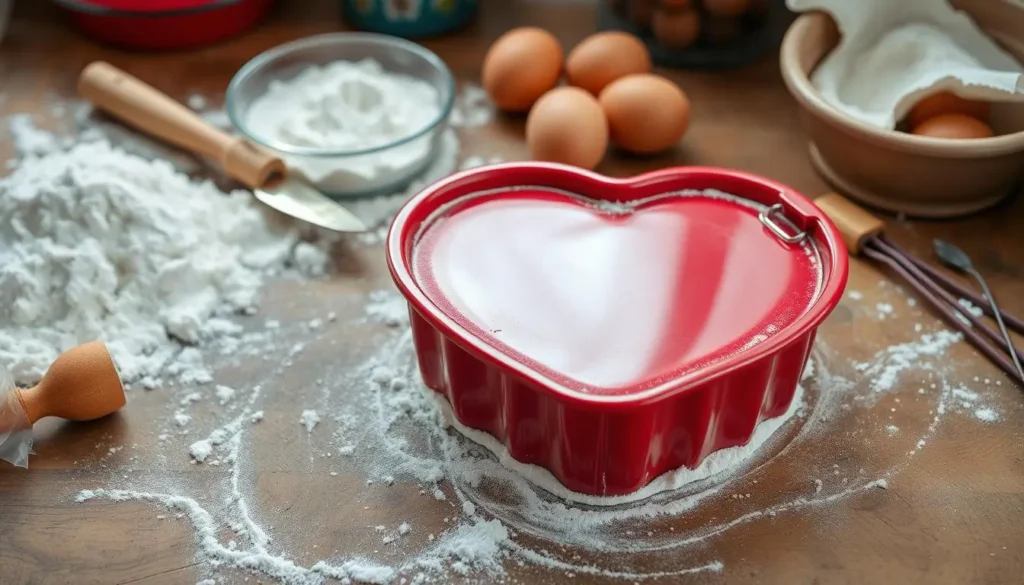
[0,366,32,468]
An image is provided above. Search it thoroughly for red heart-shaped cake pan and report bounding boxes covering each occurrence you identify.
[387,163,848,497]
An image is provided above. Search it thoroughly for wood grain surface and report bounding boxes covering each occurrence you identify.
[1,2,1022,584]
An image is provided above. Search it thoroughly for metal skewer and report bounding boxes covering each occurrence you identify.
[932,238,1024,384]
[878,234,1024,334]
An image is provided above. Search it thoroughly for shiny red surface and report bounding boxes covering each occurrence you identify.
[387,163,848,496]
[413,189,821,395]
[56,0,273,51]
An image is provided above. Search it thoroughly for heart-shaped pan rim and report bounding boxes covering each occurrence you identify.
[387,162,848,408]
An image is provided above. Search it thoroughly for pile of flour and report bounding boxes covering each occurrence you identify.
[245,58,444,195]
[0,139,327,386]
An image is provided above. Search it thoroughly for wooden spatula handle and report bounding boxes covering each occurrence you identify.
[814,192,885,255]
[77,61,285,189]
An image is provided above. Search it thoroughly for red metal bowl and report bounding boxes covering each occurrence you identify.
[54,0,274,51]
[387,163,848,497]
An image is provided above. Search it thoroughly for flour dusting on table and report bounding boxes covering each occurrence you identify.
[67,274,1017,583]
[3,92,1017,585]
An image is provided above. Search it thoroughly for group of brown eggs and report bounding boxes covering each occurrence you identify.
[902,91,994,139]
[615,0,770,49]
[482,27,691,170]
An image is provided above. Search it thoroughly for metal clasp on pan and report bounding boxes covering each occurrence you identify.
[759,202,807,244]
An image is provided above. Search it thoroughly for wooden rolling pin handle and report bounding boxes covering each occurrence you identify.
[814,192,886,254]
[77,61,285,190]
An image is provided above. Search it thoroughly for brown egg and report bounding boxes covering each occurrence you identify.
[652,8,701,50]
[526,87,609,170]
[703,16,743,45]
[905,91,990,129]
[599,74,691,154]
[911,113,994,139]
[482,27,564,113]
[566,32,652,96]
[703,0,751,17]
[629,0,657,28]
[749,0,770,15]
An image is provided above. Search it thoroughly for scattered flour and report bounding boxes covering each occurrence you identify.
[215,385,235,406]
[70,291,998,584]
[854,330,963,394]
[189,440,213,463]
[365,290,409,328]
[974,407,999,422]
[181,392,202,406]
[300,410,321,433]
[0,139,328,385]
[186,93,207,110]
[450,83,494,128]
[957,298,984,318]
[875,302,895,320]
[7,114,60,156]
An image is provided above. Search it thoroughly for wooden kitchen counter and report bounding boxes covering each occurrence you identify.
[1,2,1022,584]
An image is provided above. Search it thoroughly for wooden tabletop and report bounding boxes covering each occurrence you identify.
[2,2,1022,584]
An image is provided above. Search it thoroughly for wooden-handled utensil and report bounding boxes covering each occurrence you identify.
[1,342,126,468]
[77,61,366,233]
[816,193,1023,386]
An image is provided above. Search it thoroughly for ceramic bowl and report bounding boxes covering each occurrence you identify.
[387,162,847,497]
[779,6,1024,218]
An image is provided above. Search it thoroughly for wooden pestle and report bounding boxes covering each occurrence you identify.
[13,341,126,424]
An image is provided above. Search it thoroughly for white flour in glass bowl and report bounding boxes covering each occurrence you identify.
[244,58,443,196]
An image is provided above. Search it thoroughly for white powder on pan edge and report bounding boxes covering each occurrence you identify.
[433,383,806,506]
[0,138,328,386]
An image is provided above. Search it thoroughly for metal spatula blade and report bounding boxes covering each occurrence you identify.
[933,238,974,273]
[256,177,366,232]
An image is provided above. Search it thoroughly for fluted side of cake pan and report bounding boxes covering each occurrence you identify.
[409,305,813,497]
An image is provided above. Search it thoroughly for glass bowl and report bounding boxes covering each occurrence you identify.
[226,32,455,198]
